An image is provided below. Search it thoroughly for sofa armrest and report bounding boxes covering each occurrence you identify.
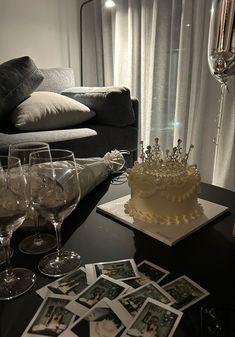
[131,97,139,128]
[62,86,136,128]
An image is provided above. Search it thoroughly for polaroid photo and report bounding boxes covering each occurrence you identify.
[37,267,88,299]
[121,297,183,337]
[162,275,210,311]
[85,259,139,284]
[109,281,175,327]
[22,294,76,337]
[60,298,125,337]
[66,274,129,317]
[125,260,170,288]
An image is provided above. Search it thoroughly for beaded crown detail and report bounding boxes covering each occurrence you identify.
[135,138,198,177]
[140,138,193,165]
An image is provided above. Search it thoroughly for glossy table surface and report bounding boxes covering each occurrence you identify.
[0,176,234,337]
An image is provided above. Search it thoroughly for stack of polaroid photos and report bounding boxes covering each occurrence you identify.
[22,259,209,337]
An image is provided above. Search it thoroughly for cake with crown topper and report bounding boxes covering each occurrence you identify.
[125,138,204,224]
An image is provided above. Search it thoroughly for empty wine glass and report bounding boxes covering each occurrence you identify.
[29,149,81,277]
[9,142,56,255]
[0,156,36,300]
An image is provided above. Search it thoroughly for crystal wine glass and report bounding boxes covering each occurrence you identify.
[29,149,81,277]
[9,142,56,255]
[207,0,235,167]
[0,156,36,300]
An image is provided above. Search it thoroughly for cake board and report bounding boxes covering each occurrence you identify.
[97,195,229,246]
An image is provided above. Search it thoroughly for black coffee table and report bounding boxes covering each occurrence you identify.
[0,176,234,337]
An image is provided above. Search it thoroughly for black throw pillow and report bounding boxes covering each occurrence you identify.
[0,56,44,122]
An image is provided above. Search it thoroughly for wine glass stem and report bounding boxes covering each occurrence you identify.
[33,210,42,243]
[1,235,14,282]
[53,222,63,258]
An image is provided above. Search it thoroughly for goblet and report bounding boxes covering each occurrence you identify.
[207,0,235,169]
[208,0,235,86]
[9,142,56,254]
[0,156,36,300]
[29,149,81,277]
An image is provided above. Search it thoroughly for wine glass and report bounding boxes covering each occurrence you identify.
[207,0,235,166]
[207,0,235,86]
[9,142,56,255]
[0,156,36,300]
[29,149,81,277]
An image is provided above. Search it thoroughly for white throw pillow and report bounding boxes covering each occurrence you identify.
[11,91,96,131]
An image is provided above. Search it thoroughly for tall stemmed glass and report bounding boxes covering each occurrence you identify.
[0,156,36,300]
[207,0,235,177]
[9,142,56,255]
[29,149,81,277]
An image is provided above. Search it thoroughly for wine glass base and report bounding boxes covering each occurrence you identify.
[18,233,56,255]
[38,251,81,277]
[0,268,36,300]
[0,247,13,266]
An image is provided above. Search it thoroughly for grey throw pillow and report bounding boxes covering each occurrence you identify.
[62,86,135,127]
[0,56,44,121]
[11,91,96,131]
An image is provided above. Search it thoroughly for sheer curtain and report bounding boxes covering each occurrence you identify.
[81,0,234,191]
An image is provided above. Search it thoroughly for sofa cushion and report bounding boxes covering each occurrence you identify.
[11,91,96,131]
[0,56,44,122]
[62,86,135,127]
[37,68,75,93]
[0,124,137,159]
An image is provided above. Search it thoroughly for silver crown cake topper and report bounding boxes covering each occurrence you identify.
[139,138,194,167]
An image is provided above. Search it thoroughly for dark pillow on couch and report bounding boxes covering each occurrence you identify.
[62,86,135,127]
[0,56,44,122]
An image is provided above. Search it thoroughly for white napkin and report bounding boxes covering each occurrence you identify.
[76,149,127,199]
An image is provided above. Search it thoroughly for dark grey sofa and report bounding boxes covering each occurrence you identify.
[0,67,139,166]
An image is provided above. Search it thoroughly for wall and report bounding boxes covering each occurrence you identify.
[0,0,81,83]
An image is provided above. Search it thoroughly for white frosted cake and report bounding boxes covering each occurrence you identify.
[126,138,203,224]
